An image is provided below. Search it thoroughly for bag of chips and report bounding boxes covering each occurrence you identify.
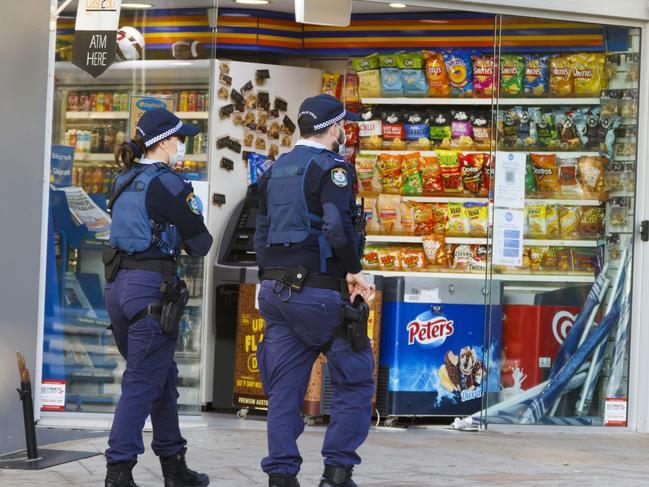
[501,108,520,148]
[579,207,605,238]
[422,235,449,268]
[401,152,423,194]
[536,109,559,149]
[471,111,492,151]
[443,49,473,97]
[343,73,360,105]
[526,205,547,238]
[381,110,405,143]
[459,152,485,194]
[531,153,560,193]
[355,154,379,193]
[529,246,549,272]
[546,204,560,238]
[466,203,488,236]
[437,150,463,192]
[377,194,402,233]
[429,109,452,148]
[432,203,449,234]
[483,155,494,195]
[321,72,343,99]
[378,247,401,270]
[470,245,489,271]
[400,246,427,270]
[500,55,525,97]
[524,55,549,97]
[556,110,582,150]
[398,52,427,96]
[550,56,573,97]
[570,53,607,97]
[363,196,379,233]
[412,202,434,235]
[404,111,429,141]
[400,201,415,234]
[419,156,444,193]
[361,246,380,269]
[351,53,381,98]
[423,51,451,97]
[557,157,579,193]
[447,203,470,235]
[472,54,497,98]
[376,154,403,193]
[451,110,474,149]
[577,156,606,193]
[525,155,537,194]
[559,206,580,239]
[380,53,403,96]
[450,244,473,270]
[572,248,599,274]
[517,107,539,148]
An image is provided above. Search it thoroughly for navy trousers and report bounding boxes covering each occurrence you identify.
[104,269,186,463]
[256,280,375,476]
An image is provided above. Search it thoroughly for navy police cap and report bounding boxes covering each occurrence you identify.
[298,94,360,131]
[136,109,200,147]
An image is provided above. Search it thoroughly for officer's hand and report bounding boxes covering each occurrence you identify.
[346,272,376,303]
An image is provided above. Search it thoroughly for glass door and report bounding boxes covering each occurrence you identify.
[480,15,640,427]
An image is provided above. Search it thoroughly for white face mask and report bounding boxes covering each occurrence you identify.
[164,139,186,165]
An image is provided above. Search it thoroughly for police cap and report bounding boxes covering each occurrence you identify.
[136,109,200,147]
[298,94,360,132]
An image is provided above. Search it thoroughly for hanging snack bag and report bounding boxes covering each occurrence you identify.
[466,203,488,236]
[557,157,579,193]
[572,248,598,274]
[398,52,428,96]
[376,153,403,193]
[559,205,580,239]
[471,111,492,151]
[472,54,497,98]
[579,207,605,238]
[404,110,430,141]
[447,203,470,235]
[500,55,525,97]
[451,109,474,150]
[459,152,486,194]
[556,111,582,149]
[422,51,451,97]
[378,247,401,270]
[321,72,343,99]
[358,117,383,150]
[546,204,560,238]
[412,202,434,235]
[401,152,424,194]
[377,194,402,233]
[363,196,380,233]
[517,106,539,148]
[361,246,380,269]
[429,109,452,149]
[422,235,449,268]
[437,150,464,192]
[550,55,573,97]
[536,109,559,149]
[343,73,360,105]
[524,155,537,194]
[501,108,520,148]
[569,52,607,97]
[351,53,382,98]
[381,110,405,148]
[470,245,489,271]
[419,156,444,193]
[400,201,415,234]
[432,203,449,234]
[443,49,473,97]
[526,205,547,238]
[529,247,549,272]
[450,244,473,270]
[524,55,549,97]
[577,156,606,193]
[355,154,379,193]
[400,247,427,271]
[380,53,403,96]
[530,153,560,193]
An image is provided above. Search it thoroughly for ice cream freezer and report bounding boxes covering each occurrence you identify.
[377,276,503,421]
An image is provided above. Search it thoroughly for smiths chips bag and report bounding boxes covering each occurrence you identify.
[500,55,525,97]
[569,52,607,97]
[380,53,403,95]
[524,55,549,97]
[472,54,497,98]
[352,53,381,98]
[550,56,573,97]
[443,50,473,97]
[423,51,451,97]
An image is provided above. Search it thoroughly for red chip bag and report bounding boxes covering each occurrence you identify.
[419,156,443,193]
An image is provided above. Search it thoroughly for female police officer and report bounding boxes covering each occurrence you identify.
[103,109,212,487]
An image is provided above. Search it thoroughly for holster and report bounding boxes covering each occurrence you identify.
[340,295,370,352]
[102,248,122,282]
[159,279,189,335]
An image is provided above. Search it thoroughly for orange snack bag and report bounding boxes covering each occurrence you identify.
[423,51,451,97]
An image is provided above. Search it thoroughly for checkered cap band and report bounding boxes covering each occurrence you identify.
[143,121,183,147]
[312,110,346,131]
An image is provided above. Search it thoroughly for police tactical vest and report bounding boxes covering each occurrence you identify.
[264,145,334,273]
[109,163,182,258]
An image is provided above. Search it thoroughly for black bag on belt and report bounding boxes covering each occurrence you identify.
[102,248,122,282]
[159,280,190,335]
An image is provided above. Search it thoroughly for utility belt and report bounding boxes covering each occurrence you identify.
[103,249,187,335]
[260,267,369,352]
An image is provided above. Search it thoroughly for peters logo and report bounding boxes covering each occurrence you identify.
[552,311,577,345]
[407,316,455,346]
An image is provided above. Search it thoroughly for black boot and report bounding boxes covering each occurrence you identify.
[105,460,138,487]
[268,473,300,487]
[159,448,209,487]
[318,465,358,487]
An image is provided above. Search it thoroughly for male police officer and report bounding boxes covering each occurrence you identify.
[254,94,375,487]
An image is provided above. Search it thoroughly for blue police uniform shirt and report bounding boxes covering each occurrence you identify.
[254,140,362,279]
[117,158,213,259]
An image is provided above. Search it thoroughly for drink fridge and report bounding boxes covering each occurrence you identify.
[377,276,502,422]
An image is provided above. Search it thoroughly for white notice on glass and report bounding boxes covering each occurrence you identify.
[494,152,526,209]
[492,208,524,267]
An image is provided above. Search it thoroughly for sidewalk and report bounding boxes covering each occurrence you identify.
[2,413,648,486]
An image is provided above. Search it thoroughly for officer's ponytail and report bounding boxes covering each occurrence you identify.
[115,136,146,170]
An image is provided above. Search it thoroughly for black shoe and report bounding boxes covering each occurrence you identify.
[318,465,358,487]
[268,473,300,487]
[159,448,209,487]
[105,460,138,487]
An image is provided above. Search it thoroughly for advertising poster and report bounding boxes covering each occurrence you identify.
[50,145,75,187]
[40,380,66,411]
[129,94,174,139]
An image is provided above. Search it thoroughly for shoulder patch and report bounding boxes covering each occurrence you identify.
[331,167,348,188]
[186,192,203,215]
[157,172,185,197]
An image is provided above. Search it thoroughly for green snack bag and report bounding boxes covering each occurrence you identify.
[352,53,381,98]
[525,154,537,193]
[351,53,380,72]
[397,51,424,70]
[537,109,559,148]
[500,55,525,97]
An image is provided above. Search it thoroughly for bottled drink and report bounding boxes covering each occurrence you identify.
[104,124,115,154]
[92,166,104,194]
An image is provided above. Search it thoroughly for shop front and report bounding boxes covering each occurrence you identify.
[36,0,649,432]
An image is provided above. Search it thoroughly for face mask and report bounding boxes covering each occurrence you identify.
[333,124,346,154]
[165,140,186,165]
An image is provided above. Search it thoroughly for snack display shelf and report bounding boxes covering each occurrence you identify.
[357,150,603,157]
[612,155,636,162]
[365,234,602,247]
[365,269,595,283]
[384,196,601,206]
[74,153,208,162]
[402,195,489,204]
[361,97,601,106]
[66,111,209,120]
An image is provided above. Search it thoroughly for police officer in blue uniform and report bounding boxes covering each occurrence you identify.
[103,109,213,487]
[254,94,376,487]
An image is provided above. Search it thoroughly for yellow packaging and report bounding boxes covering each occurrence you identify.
[466,204,488,237]
[527,205,547,238]
[559,205,580,239]
[569,53,607,97]
[546,204,560,238]
[447,203,470,236]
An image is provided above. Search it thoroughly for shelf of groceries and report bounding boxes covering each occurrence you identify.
[66,111,209,120]
[365,269,595,283]
[73,152,208,162]
[361,97,602,106]
[365,234,602,248]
